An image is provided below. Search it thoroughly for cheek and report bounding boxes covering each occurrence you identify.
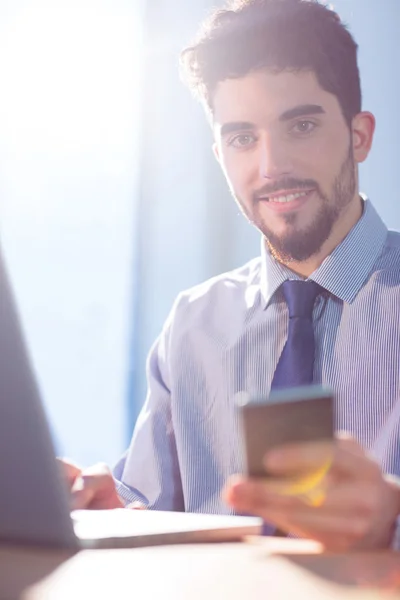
[296,137,344,186]
[311,127,350,173]
[221,153,259,196]
[298,136,329,165]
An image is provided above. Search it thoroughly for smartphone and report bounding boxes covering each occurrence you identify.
[238,385,334,482]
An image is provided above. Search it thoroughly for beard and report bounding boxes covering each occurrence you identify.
[235,144,356,263]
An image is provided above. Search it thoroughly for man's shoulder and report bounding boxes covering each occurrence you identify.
[380,229,400,264]
[174,256,262,315]
[385,229,400,250]
[374,228,400,280]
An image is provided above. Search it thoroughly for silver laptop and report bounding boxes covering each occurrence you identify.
[0,246,261,550]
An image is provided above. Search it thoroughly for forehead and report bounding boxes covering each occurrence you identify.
[212,69,342,131]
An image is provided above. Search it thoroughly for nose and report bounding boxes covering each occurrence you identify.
[258,134,293,180]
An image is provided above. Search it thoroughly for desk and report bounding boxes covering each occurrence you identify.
[1,539,399,600]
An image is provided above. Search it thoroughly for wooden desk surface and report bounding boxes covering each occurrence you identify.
[1,538,399,600]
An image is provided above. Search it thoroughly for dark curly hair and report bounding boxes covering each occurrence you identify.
[180,0,361,127]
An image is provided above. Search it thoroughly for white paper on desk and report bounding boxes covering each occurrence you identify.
[72,509,262,549]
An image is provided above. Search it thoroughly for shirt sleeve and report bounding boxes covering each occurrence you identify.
[112,300,185,511]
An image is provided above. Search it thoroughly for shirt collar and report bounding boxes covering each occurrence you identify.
[260,198,388,307]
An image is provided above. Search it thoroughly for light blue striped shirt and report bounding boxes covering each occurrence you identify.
[114,199,400,545]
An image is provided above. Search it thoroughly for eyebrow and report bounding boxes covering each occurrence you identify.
[219,104,326,138]
[279,104,326,121]
[219,121,255,138]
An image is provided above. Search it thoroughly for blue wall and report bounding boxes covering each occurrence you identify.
[330,0,400,229]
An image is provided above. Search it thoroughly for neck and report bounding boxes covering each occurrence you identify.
[269,195,363,278]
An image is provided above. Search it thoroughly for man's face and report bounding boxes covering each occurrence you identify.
[212,70,359,262]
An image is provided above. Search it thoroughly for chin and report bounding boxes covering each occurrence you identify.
[260,222,299,242]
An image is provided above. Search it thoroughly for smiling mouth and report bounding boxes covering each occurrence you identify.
[258,190,314,204]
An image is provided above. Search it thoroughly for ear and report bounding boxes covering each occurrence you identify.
[351,111,375,164]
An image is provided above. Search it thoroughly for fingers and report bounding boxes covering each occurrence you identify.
[224,476,308,515]
[262,509,371,552]
[225,435,398,551]
[264,440,333,474]
[58,458,125,511]
[57,457,82,488]
[225,476,376,517]
[71,463,124,510]
[264,437,379,481]
[223,476,374,550]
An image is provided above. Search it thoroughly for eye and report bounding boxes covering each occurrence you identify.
[291,120,317,135]
[227,133,257,148]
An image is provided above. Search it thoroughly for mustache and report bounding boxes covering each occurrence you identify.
[253,178,318,200]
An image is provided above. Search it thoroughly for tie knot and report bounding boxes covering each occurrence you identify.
[281,280,321,319]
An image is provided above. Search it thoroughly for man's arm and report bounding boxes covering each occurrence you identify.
[112,326,184,511]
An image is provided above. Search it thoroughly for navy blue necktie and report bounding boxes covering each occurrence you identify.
[271,280,321,389]
[262,280,321,538]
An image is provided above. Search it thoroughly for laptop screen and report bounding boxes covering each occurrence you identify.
[0,245,77,548]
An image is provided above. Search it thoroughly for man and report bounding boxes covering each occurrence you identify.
[64,0,400,551]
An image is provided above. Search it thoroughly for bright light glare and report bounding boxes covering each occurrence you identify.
[0,0,142,214]
[0,1,143,464]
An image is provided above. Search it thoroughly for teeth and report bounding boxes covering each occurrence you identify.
[268,191,308,203]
